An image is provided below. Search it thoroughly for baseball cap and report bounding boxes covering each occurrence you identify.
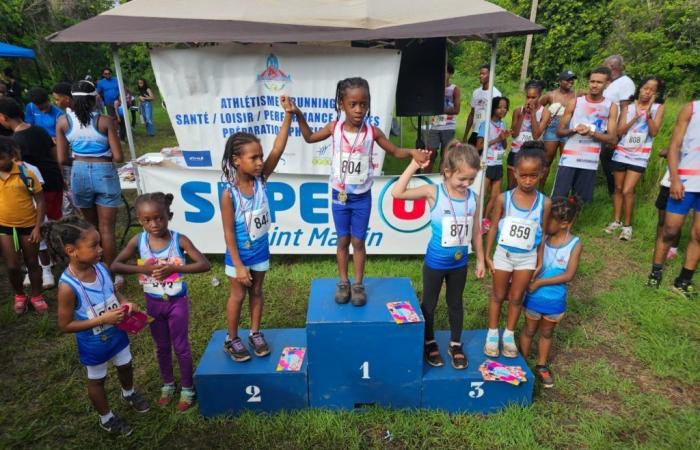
[558,70,576,81]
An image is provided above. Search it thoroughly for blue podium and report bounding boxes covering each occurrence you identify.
[194,328,308,417]
[306,278,424,409]
[420,330,534,413]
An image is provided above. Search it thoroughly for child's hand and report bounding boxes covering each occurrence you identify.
[531,264,542,281]
[151,264,176,281]
[29,226,41,244]
[280,96,299,114]
[475,259,485,279]
[236,267,253,287]
[485,257,495,276]
[527,279,540,292]
[574,123,589,135]
[411,149,431,166]
[101,308,125,325]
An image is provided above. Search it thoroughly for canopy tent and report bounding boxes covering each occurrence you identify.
[0,42,36,59]
[46,0,545,218]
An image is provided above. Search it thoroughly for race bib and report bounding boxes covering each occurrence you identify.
[138,256,184,298]
[498,216,538,250]
[622,132,647,149]
[335,152,369,185]
[475,109,486,126]
[86,294,121,335]
[517,131,533,143]
[441,216,473,248]
[245,206,271,241]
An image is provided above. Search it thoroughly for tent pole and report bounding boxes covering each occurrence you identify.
[111,45,141,193]
[478,38,497,224]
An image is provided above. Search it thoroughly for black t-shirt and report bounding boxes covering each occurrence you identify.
[12,126,63,192]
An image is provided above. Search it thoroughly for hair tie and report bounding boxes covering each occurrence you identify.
[71,91,97,97]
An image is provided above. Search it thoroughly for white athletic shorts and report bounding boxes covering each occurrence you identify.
[493,246,537,272]
[85,345,132,380]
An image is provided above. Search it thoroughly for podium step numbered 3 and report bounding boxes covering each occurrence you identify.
[194,278,534,416]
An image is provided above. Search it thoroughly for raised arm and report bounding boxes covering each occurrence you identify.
[262,96,294,179]
[391,159,436,206]
[375,127,430,165]
[291,100,333,143]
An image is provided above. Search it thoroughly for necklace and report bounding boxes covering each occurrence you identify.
[337,121,365,203]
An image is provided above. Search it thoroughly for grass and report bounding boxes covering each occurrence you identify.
[1,91,699,449]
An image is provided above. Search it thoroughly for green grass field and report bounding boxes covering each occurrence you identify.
[0,91,698,449]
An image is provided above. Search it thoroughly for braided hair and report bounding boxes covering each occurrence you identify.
[70,80,98,127]
[134,192,174,220]
[514,141,547,170]
[41,216,94,265]
[334,77,371,121]
[221,132,261,186]
[551,195,583,223]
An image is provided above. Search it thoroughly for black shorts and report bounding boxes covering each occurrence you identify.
[655,186,670,211]
[0,225,34,236]
[609,160,646,174]
[467,131,479,146]
[485,165,503,181]
[507,151,516,167]
[552,166,597,203]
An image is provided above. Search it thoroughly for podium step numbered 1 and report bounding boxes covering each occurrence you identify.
[194,278,534,416]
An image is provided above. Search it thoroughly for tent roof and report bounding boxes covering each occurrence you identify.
[0,42,36,59]
[47,0,544,43]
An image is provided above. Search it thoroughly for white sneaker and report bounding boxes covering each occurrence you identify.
[604,221,622,234]
[619,226,633,241]
[42,266,56,289]
[23,273,31,288]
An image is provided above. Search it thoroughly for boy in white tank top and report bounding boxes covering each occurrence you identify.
[552,67,619,203]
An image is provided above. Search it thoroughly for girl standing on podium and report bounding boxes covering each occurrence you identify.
[291,77,429,306]
[392,141,485,369]
[219,96,293,363]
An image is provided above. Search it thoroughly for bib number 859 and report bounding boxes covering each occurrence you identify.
[509,224,531,240]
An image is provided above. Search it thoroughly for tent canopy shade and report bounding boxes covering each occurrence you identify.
[0,42,36,59]
[46,0,544,43]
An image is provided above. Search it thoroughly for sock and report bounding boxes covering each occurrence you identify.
[651,264,663,274]
[163,382,175,389]
[122,387,134,397]
[671,246,678,253]
[487,328,499,337]
[449,341,461,347]
[678,267,695,283]
[99,411,114,424]
[502,329,515,342]
[182,386,194,392]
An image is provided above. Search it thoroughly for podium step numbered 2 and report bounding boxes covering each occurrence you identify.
[194,278,534,416]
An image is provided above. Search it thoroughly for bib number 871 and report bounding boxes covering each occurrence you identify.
[450,223,465,238]
[509,224,531,240]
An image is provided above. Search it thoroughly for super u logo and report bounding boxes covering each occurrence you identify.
[378,176,433,233]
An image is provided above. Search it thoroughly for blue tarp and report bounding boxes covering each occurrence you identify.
[0,42,36,59]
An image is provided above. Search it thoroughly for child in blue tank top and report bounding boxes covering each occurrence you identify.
[219,96,293,363]
[112,192,211,411]
[43,216,149,437]
[520,196,583,388]
[484,142,551,359]
[392,141,485,369]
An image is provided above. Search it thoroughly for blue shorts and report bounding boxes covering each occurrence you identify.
[666,191,700,215]
[331,189,371,240]
[71,161,122,209]
[543,117,566,143]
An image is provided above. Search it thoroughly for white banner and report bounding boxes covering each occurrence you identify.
[138,165,483,255]
[150,44,401,173]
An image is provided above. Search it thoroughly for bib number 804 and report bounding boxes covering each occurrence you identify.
[509,224,531,240]
[341,160,362,175]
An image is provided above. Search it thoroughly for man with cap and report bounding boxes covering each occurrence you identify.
[600,55,636,195]
[538,70,577,189]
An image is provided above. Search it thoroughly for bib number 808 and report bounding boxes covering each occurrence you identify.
[509,224,531,240]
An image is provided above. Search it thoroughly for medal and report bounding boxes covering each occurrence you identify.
[244,240,251,249]
[454,251,463,261]
[338,191,348,204]
[101,334,109,342]
[162,293,169,301]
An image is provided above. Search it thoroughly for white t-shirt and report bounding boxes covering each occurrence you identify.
[603,75,635,106]
[470,86,502,133]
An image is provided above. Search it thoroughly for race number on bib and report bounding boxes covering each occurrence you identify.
[86,294,121,335]
[245,206,271,241]
[441,216,473,248]
[498,216,537,250]
[622,132,647,149]
[517,131,533,144]
[475,110,486,126]
[336,152,369,185]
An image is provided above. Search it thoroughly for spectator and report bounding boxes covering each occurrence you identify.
[51,82,73,110]
[24,87,64,139]
[137,78,156,136]
[96,67,120,117]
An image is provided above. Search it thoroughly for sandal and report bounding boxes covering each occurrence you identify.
[30,295,48,314]
[424,341,444,367]
[448,343,468,370]
[14,294,28,315]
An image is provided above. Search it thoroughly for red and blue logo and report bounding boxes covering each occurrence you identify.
[257,54,291,92]
[378,176,434,233]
